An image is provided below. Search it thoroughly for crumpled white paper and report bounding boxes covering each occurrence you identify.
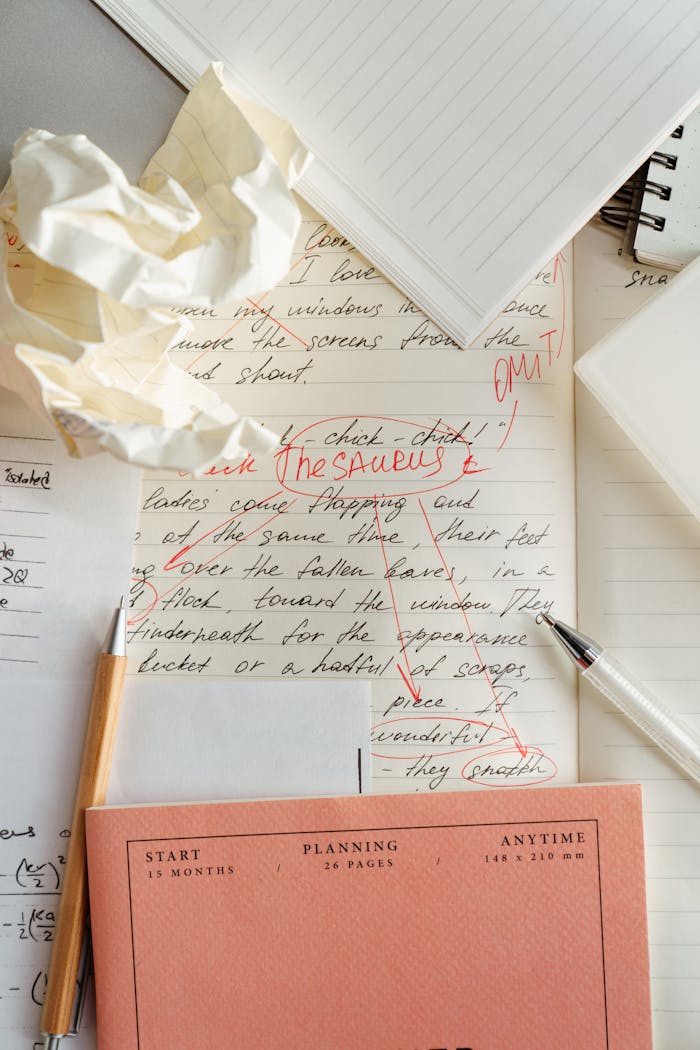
[0,63,310,470]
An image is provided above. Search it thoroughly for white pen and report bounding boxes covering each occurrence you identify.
[542,612,700,787]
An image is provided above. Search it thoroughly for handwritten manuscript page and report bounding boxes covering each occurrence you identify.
[130,201,578,792]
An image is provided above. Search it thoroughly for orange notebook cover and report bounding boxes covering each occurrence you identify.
[85,785,651,1050]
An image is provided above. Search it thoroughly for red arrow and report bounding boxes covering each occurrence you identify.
[418,497,527,757]
[396,662,422,704]
[373,496,422,703]
[552,251,567,359]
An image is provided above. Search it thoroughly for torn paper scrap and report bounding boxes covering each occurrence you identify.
[0,63,308,470]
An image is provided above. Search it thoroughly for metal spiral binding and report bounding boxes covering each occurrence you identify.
[643,180,672,200]
[599,204,665,232]
[599,123,683,239]
[650,150,677,170]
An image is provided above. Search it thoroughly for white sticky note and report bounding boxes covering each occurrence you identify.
[107,678,371,803]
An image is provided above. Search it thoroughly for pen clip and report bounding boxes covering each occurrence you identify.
[67,927,92,1037]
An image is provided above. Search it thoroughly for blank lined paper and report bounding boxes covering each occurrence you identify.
[574,222,700,1050]
[95,0,700,344]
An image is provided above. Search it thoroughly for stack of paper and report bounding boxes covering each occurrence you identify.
[94,0,700,345]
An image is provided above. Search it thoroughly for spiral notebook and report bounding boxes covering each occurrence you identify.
[600,108,700,269]
[633,109,700,268]
[92,0,700,347]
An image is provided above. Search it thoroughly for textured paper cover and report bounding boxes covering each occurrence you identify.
[86,785,651,1050]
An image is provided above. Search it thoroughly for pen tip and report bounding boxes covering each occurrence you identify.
[541,611,555,628]
[103,600,127,655]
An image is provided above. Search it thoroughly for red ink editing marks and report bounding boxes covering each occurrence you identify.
[245,298,310,349]
[128,575,160,626]
[493,351,541,404]
[497,398,518,452]
[129,494,297,628]
[396,662,422,704]
[373,496,421,703]
[491,252,567,409]
[176,456,258,480]
[418,498,526,756]
[184,227,337,373]
[275,416,484,500]
[202,455,257,478]
[492,325,562,403]
[370,715,511,761]
[552,251,567,357]
[174,454,257,481]
[539,329,558,363]
[163,494,293,576]
[461,746,557,786]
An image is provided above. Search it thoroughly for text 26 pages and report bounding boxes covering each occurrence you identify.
[85,785,652,1050]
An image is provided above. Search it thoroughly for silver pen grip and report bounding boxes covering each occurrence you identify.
[584,653,700,786]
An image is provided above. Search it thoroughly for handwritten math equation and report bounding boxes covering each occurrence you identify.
[0,825,70,1046]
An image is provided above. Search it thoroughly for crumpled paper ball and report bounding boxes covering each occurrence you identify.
[0,63,311,471]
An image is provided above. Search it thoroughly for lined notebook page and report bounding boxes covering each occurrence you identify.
[96,0,700,344]
[574,222,700,1049]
